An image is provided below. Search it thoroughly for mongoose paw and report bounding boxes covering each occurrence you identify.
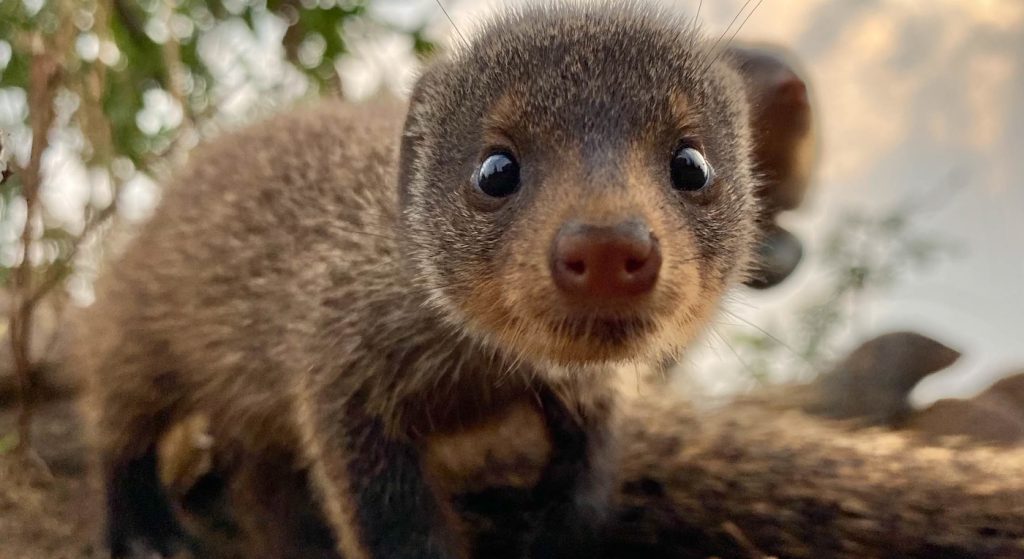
[106,450,194,559]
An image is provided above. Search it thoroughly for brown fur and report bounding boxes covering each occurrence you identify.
[725,43,818,289]
[424,402,552,495]
[74,3,760,558]
[727,42,817,217]
[156,413,213,499]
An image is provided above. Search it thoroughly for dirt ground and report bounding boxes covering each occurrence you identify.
[0,400,103,559]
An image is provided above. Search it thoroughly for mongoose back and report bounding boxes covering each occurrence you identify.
[75,3,761,558]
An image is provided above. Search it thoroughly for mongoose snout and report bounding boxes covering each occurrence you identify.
[549,219,661,301]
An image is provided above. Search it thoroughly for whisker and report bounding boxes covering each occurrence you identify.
[725,0,766,50]
[701,0,755,69]
[702,0,768,75]
[709,325,759,382]
[687,0,704,44]
[434,0,470,47]
[718,308,814,374]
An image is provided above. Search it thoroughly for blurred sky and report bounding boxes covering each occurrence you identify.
[365,0,1024,404]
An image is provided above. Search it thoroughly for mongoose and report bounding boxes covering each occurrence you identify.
[804,331,962,426]
[74,4,761,558]
[728,44,816,218]
[727,43,818,289]
[731,332,961,430]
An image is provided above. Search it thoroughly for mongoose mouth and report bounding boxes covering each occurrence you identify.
[548,313,658,348]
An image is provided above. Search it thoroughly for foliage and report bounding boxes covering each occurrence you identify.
[724,196,956,383]
[1,0,436,278]
[0,0,437,453]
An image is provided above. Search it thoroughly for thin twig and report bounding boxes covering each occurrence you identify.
[9,34,63,454]
[6,0,74,456]
[160,0,192,125]
[24,203,118,313]
[0,130,11,184]
[721,521,775,559]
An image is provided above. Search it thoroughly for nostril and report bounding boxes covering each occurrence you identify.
[624,257,646,274]
[565,260,586,275]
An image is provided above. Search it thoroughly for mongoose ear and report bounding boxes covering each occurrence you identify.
[398,61,450,207]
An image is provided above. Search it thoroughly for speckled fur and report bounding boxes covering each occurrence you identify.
[75,3,759,558]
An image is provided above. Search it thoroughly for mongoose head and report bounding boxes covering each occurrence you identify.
[398,3,759,368]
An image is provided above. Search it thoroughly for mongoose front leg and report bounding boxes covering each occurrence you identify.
[528,387,614,559]
[104,449,194,558]
[304,388,466,559]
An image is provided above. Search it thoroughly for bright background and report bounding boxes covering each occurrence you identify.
[3,0,1021,405]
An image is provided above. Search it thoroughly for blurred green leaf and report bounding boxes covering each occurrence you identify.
[0,432,17,454]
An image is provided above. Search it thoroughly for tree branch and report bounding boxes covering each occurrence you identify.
[22,202,118,314]
[8,18,70,455]
[0,131,11,185]
[606,394,1024,558]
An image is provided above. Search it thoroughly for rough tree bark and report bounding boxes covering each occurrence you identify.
[605,393,1024,559]
[164,388,1024,559]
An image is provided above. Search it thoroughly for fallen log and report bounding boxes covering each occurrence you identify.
[607,393,1024,558]
[158,388,1024,559]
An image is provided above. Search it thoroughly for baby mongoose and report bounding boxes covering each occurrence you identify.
[728,43,817,289]
[75,4,760,558]
[805,331,962,426]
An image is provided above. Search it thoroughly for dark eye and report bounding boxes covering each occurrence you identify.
[475,152,521,198]
[670,146,714,191]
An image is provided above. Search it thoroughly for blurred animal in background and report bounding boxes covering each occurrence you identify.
[742,332,961,426]
[728,43,818,290]
[756,330,1024,447]
[802,331,962,426]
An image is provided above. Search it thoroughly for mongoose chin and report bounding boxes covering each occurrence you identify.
[75,4,761,559]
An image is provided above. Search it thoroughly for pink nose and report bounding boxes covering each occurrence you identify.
[549,220,661,301]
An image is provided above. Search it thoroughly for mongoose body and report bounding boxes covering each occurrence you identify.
[76,4,760,558]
